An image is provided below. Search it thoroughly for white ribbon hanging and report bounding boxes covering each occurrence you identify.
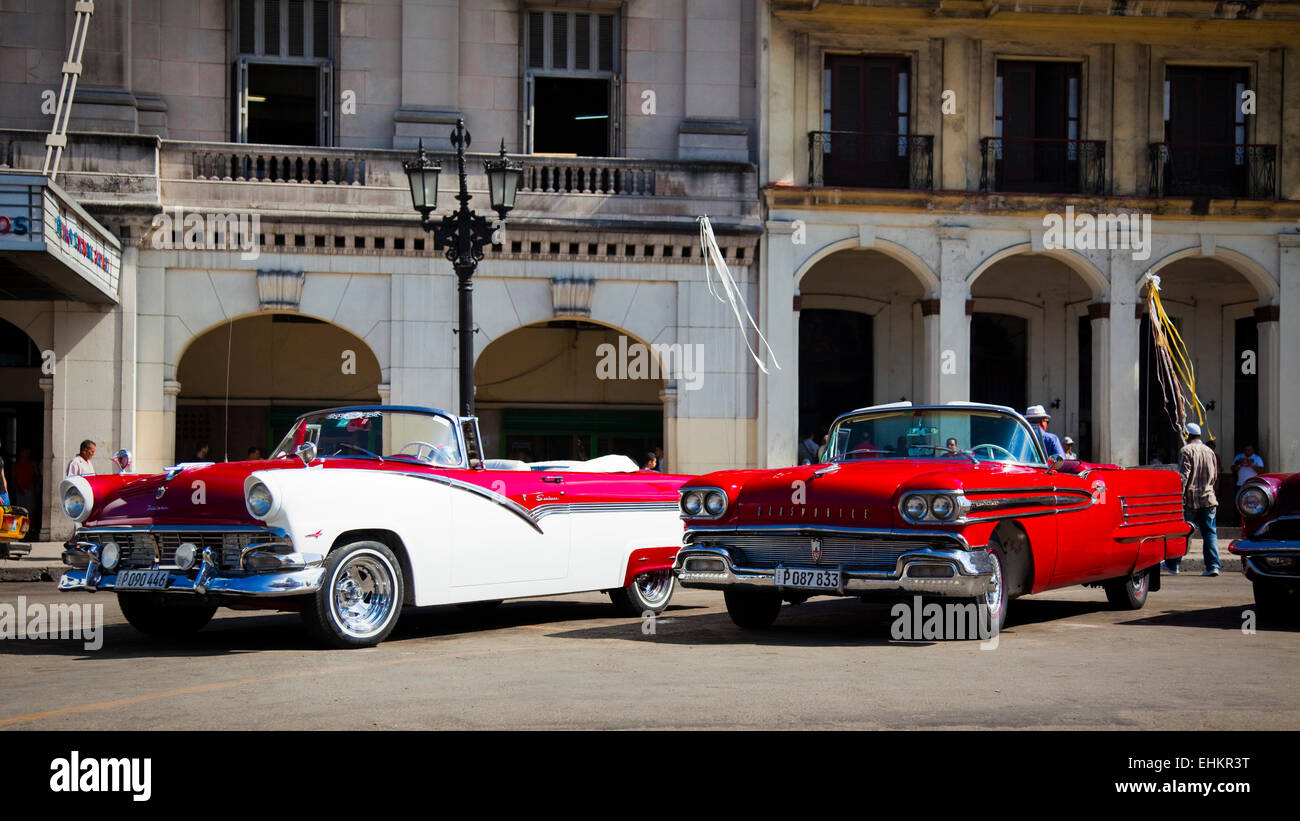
[697,215,781,374]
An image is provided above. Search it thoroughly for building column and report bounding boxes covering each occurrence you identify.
[678,0,748,161]
[162,380,181,468]
[760,221,799,467]
[936,227,970,403]
[1255,306,1280,472]
[1275,235,1300,471]
[1103,259,1142,466]
[659,383,679,474]
[920,299,941,403]
[38,376,55,541]
[1088,302,1112,464]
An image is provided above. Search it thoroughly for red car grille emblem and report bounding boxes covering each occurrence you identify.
[810,538,822,564]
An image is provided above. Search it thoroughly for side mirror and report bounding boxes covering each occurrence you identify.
[1048,454,1065,473]
[295,442,318,467]
[112,448,133,474]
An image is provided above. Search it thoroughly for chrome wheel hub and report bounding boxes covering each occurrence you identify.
[635,570,673,606]
[331,554,395,637]
[985,552,1004,616]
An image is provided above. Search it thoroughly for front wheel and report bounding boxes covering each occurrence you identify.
[1103,568,1151,610]
[608,570,675,616]
[961,540,1009,637]
[723,589,783,629]
[117,594,217,637]
[301,541,404,648]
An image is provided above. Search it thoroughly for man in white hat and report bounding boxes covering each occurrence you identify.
[1062,436,1078,460]
[1024,405,1065,460]
[1167,422,1220,576]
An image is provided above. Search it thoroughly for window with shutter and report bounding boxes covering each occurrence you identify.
[522,9,621,157]
[232,0,335,146]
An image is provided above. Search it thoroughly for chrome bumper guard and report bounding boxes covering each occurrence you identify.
[672,544,998,598]
[1229,539,1300,582]
[58,539,326,597]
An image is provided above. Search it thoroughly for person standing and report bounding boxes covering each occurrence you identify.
[798,431,819,465]
[654,445,666,473]
[1232,444,1264,487]
[1025,405,1064,460]
[1062,436,1078,460]
[0,437,9,506]
[66,440,96,477]
[641,452,658,470]
[1167,422,1220,576]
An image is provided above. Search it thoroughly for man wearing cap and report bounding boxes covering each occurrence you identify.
[1168,422,1220,576]
[1062,436,1078,460]
[1025,405,1065,460]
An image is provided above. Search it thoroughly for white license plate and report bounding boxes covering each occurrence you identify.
[115,569,171,590]
[774,566,841,590]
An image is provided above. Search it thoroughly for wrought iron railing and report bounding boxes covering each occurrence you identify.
[808,131,934,190]
[979,136,1106,195]
[1147,142,1276,199]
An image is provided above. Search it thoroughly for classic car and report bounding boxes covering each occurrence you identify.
[673,402,1192,634]
[1229,472,1300,619]
[0,503,31,556]
[58,406,688,647]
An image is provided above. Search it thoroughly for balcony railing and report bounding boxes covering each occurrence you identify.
[808,131,934,190]
[191,146,368,185]
[1148,142,1276,199]
[980,137,1106,195]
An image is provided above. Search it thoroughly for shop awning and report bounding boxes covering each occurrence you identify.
[0,173,120,304]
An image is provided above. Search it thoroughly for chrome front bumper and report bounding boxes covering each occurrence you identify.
[1229,539,1300,582]
[672,543,998,598]
[58,540,325,597]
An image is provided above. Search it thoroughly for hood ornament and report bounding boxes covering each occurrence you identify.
[812,462,840,478]
[155,486,166,499]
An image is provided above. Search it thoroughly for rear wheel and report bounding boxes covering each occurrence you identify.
[117,594,217,637]
[301,540,404,648]
[723,589,783,629]
[608,570,675,616]
[1103,568,1151,610]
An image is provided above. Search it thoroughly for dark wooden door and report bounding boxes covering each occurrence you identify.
[825,55,909,188]
[1165,66,1245,196]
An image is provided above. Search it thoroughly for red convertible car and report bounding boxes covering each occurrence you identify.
[58,406,688,647]
[1230,472,1300,619]
[673,402,1192,633]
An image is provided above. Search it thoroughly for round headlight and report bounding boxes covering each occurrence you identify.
[930,494,956,520]
[62,485,86,520]
[1238,486,1270,518]
[681,490,704,516]
[903,494,929,520]
[100,541,120,572]
[175,542,198,571]
[247,481,274,517]
[704,490,727,517]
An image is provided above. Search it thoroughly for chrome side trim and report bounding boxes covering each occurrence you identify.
[394,470,543,534]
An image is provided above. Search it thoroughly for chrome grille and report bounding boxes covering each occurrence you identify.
[81,531,277,571]
[704,534,926,571]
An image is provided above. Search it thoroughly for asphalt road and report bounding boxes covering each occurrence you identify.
[1,572,1296,730]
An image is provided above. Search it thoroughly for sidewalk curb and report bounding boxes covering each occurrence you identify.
[0,564,61,582]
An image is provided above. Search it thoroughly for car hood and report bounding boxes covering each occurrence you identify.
[83,461,302,527]
[694,459,1001,529]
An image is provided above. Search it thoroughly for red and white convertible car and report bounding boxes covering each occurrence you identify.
[59,406,687,647]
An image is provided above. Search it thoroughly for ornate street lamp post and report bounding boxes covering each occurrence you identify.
[403,119,522,417]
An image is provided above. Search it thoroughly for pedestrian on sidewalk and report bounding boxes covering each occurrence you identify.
[66,440,96,477]
[1166,423,1220,576]
[0,436,9,506]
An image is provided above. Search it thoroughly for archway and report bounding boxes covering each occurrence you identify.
[796,248,928,446]
[1136,256,1263,507]
[474,320,665,465]
[175,313,382,462]
[0,317,43,539]
[969,251,1100,459]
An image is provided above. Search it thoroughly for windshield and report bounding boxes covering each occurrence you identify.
[272,409,463,466]
[827,408,1044,466]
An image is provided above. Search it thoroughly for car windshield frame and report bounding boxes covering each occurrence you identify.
[271,407,467,469]
[825,406,1048,467]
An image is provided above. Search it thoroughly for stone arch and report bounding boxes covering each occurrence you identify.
[967,242,1109,301]
[1138,245,1279,304]
[794,236,940,298]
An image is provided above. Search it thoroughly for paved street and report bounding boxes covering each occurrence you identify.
[0,573,1295,730]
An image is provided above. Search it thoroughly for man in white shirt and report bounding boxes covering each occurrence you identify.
[1232,444,1264,486]
[66,440,96,476]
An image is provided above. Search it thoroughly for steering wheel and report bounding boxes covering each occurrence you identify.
[971,443,1015,461]
[397,441,450,464]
